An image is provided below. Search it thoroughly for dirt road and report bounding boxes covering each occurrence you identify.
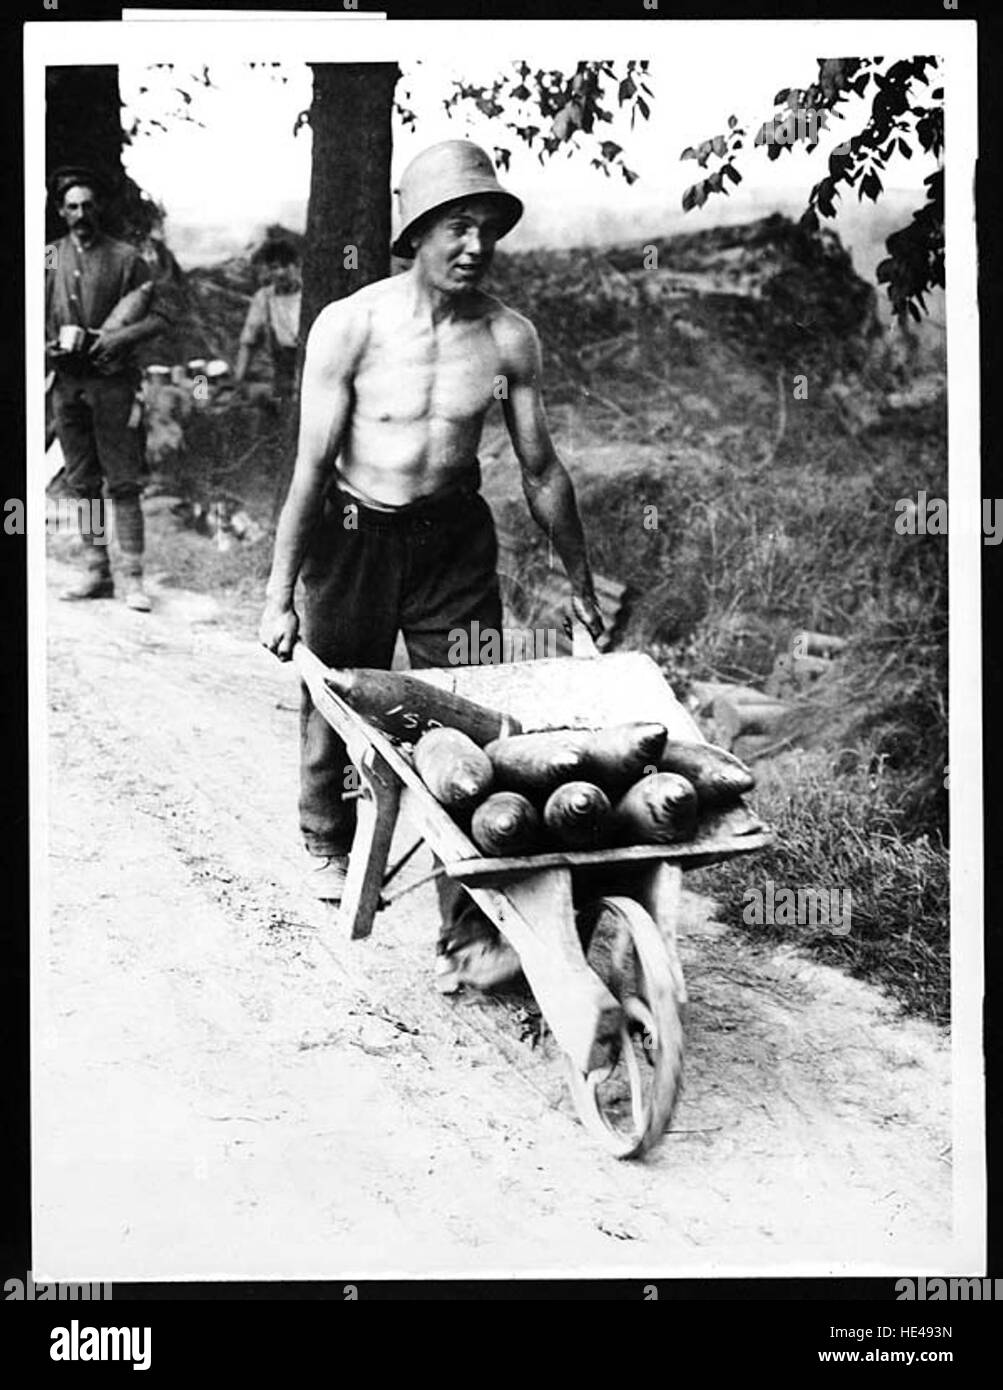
[35,550,954,1281]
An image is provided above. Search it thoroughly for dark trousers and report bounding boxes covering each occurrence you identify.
[51,374,145,567]
[299,479,503,861]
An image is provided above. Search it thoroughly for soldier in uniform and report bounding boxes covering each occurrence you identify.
[46,166,172,610]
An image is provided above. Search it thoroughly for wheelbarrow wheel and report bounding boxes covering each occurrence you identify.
[567,895,684,1159]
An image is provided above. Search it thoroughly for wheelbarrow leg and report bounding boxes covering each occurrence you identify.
[340,745,400,940]
[465,868,623,1074]
[633,861,688,1003]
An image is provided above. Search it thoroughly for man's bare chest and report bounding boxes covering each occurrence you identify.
[354,318,504,425]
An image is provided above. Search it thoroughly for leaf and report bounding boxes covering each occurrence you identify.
[899,138,912,159]
[712,134,728,158]
[774,88,790,105]
[636,95,650,121]
[619,76,636,104]
[550,103,582,142]
[681,146,696,160]
[816,178,837,217]
[728,114,738,129]
[800,208,819,233]
[722,163,741,185]
[599,140,622,161]
[829,148,852,179]
[859,169,882,203]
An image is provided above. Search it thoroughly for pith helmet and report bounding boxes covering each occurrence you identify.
[391,140,523,260]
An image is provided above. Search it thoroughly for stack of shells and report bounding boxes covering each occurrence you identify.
[412,722,756,858]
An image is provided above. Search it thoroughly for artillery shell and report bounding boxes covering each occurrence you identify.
[543,780,612,850]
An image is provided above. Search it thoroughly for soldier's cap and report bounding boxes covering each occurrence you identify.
[391,140,523,260]
[49,164,110,203]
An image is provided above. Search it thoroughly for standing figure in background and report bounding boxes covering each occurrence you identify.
[234,236,303,408]
[45,165,172,611]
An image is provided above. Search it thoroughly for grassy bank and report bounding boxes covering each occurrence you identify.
[690,750,949,1025]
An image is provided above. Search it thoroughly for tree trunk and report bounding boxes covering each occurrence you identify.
[45,66,154,243]
[301,63,400,339]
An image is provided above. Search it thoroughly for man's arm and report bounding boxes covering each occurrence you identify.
[234,290,267,384]
[498,312,603,639]
[89,257,166,366]
[45,244,58,348]
[259,296,364,660]
[90,313,161,362]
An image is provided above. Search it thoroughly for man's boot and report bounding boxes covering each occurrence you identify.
[434,882,522,994]
[59,540,113,602]
[120,555,152,612]
[113,495,151,612]
[303,852,350,902]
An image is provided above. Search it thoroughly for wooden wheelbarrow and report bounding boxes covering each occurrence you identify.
[292,641,772,1159]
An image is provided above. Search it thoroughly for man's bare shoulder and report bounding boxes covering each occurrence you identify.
[483,298,541,373]
[306,281,388,368]
[311,276,404,336]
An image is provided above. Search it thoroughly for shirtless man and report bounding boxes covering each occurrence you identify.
[260,141,602,976]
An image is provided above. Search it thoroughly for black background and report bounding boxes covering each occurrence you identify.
[2,0,998,1354]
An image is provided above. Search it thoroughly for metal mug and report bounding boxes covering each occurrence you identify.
[58,325,87,352]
